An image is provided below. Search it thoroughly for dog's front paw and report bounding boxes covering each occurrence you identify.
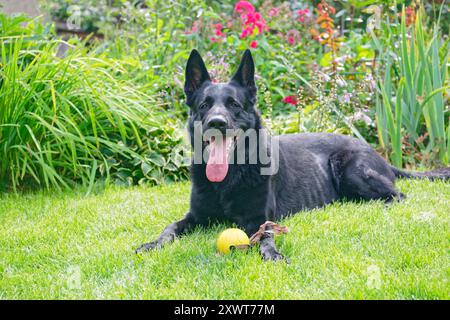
[135,241,161,254]
[261,248,290,263]
[384,192,406,207]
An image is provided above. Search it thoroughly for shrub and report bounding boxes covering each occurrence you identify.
[0,14,188,192]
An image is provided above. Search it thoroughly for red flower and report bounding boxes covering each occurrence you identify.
[184,20,200,35]
[250,40,258,48]
[212,23,226,41]
[235,1,267,39]
[296,8,310,23]
[286,29,299,45]
[254,20,267,33]
[235,1,255,14]
[400,6,416,26]
[318,1,335,15]
[240,26,253,39]
[282,95,298,105]
[192,21,199,33]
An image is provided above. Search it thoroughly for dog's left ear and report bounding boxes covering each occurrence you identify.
[231,49,256,103]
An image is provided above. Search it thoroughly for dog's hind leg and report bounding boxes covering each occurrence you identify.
[330,149,405,204]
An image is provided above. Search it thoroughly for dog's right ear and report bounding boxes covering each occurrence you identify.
[184,50,211,105]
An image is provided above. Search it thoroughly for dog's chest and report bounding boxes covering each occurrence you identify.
[215,182,272,222]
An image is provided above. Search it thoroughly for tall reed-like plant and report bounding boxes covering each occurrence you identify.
[0,31,186,192]
[371,6,449,167]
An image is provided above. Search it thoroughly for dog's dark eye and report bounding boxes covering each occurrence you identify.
[199,102,209,109]
[230,101,241,108]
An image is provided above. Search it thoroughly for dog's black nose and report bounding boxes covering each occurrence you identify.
[207,116,227,130]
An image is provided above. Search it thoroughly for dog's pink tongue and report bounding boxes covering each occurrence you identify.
[206,137,232,182]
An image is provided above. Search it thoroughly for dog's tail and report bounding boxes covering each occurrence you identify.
[390,165,450,181]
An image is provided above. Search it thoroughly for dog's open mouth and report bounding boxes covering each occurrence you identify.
[205,135,236,182]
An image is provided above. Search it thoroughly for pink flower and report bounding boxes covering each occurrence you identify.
[240,26,253,39]
[234,1,255,14]
[210,37,217,42]
[296,8,310,23]
[351,109,372,126]
[282,95,298,105]
[192,21,198,33]
[212,23,225,40]
[286,29,299,45]
[235,1,267,39]
[255,20,267,33]
[250,40,258,48]
[340,92,351,104]
[268,7,279,17]
[185,20,200,35]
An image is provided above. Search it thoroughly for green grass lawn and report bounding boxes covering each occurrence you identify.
[0,179,449,299]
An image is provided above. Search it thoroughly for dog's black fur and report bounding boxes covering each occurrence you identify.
[136,49,450,261]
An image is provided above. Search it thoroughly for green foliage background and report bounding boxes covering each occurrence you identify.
[0,0,448,191]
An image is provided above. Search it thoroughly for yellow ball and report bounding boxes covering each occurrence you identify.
[216,228,250,254]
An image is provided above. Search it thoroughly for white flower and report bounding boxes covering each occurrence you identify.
[336,77,347,87]
[320,73,331,82]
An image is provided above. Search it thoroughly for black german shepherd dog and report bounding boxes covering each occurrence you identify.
[136,49,449,261]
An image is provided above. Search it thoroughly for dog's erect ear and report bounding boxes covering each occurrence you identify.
[184,50,211,104]
[230,49,256,101]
